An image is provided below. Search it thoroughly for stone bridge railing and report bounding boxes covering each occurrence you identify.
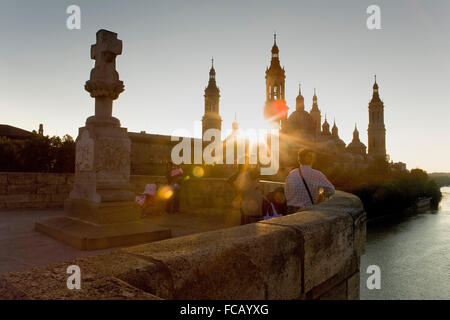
[0,191,366,300]
[0,173,283,213]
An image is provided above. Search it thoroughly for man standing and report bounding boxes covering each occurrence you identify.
[284,149,335,215]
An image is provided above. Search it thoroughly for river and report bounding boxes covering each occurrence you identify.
[360,187,450,299]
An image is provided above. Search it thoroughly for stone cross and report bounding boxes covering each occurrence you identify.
[85,29,124,123]
[90,30,122,78]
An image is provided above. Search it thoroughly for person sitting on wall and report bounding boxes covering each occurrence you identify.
[284,149,335,215]
[136,183,157,218]
[262,186,287,217]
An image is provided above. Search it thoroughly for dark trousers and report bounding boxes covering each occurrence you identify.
[167,185,180,213]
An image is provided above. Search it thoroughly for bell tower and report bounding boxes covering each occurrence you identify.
[367,75,386,158]
[202,58,222,137]
[309,88,321,138]
[263,34,288,128]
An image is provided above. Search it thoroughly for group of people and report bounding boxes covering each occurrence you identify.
[136,148,335,224]
[229,149,335,225]
[136,161,184,216]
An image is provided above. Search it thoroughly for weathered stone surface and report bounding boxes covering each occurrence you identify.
[36,173,67,185]
[120,222,302,300]
[319,280,347,300]
[354,212,366,258]
[7,184,36,194]
[0,174,7,185]
[66,175,75,185]
[0,253,161,300]
[0,185,6,195]
[306,252,358,299]
[37,184,57,194]
[51,193,67,202]
[261,195,359,294]
[3,194,32,203]
[2,180,365,300]
[57,184,73,194]
[347,271,360,300]
[36,216,171,250]
[7,173,36,185]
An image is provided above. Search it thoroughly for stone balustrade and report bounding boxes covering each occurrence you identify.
[0,173,287,212]
[0,173,242,213]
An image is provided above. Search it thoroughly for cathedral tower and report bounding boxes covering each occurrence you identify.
[202,59,222,138]
[367,76,386,158]
[263,34,288,128]
[309,88,321,138]
[296,83,305,111]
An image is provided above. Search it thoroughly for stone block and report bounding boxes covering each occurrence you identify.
[35,217,171,250]
[319,280,347,300]
[57,184,73,194]
[65,199,140,224]
[347,271,360,300]
[37,184,57,194]
[0,174,7,185]
[0,185,6,195]
[261,206,354,294]
[52,193,67,202]
[3,194,31,203]
[7,173,36,185]
[354,212,366,257]
[31,194,52,202]
[120,222,302,300]
[7,184,36,195]
[36,173,67,185]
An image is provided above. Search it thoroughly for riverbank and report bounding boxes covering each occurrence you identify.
[367,196,433,224]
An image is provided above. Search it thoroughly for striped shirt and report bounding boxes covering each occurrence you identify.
[284,166,335,207]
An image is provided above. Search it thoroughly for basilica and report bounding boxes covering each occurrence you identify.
[201,34,388,169]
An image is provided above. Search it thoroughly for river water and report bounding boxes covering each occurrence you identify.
[360,187,450,299]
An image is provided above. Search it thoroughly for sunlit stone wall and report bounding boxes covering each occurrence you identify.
[0,191,366,300]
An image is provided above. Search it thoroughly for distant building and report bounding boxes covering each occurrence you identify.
[390,161,407,172]
[367,76,387,159]
[0,124,33,140]
[202,59,222,138]
[122,35,395,174]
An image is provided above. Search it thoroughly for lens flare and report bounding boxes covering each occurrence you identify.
[158,185,173,200]
[192,166,204,177]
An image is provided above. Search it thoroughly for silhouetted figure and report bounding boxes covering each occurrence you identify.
[285,149,335,215]
[166,161,183,214]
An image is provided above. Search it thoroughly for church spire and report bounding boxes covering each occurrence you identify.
[332,117,338,137]
[311,88,319,110]
[202,59,222,137]
[353,124,360,141]
[322,113,330,135]
[296,83,305,111]
[232,113,239,131]
[271,33,280,60]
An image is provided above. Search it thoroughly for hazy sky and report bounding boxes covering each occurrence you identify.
[1,0,449,172]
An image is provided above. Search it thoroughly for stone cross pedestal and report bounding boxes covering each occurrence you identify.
[36,30,170,250]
